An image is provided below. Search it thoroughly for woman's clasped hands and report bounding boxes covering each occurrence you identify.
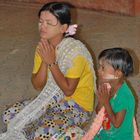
[37,39,56,65]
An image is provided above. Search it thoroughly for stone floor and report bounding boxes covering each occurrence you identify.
[0,1,140,133]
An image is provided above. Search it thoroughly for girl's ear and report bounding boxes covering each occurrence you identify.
[115,69,123,79]
[60,24,68,33]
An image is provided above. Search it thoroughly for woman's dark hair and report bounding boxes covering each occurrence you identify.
[38,2,71,25]
[98,48,133,76]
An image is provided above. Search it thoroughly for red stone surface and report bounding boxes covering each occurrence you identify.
[4,0,140,16]
[134,0,140,15]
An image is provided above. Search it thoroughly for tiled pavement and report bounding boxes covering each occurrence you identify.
[0,1,139,133]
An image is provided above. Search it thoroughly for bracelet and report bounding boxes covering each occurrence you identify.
[48,61,58,68]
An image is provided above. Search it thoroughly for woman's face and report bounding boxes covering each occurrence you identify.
[98,59,116,83]
[38,11,63,40]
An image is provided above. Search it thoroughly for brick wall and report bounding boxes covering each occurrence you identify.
[6,0,140,16]
[134,0,140,15]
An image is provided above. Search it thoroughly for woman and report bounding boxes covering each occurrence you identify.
[2,2,96,140]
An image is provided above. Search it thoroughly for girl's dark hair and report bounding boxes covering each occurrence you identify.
[38,2,71,25]
[98,48,133,76]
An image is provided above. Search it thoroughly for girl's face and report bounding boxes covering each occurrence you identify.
[98,59,118,83]
[38,11,65,40]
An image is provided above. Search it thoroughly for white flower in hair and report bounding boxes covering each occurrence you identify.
[65,24,78,36]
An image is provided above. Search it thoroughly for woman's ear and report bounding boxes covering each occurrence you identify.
[60,24,68,33]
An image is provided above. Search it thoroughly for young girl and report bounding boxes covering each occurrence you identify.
[94,48,135,140]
